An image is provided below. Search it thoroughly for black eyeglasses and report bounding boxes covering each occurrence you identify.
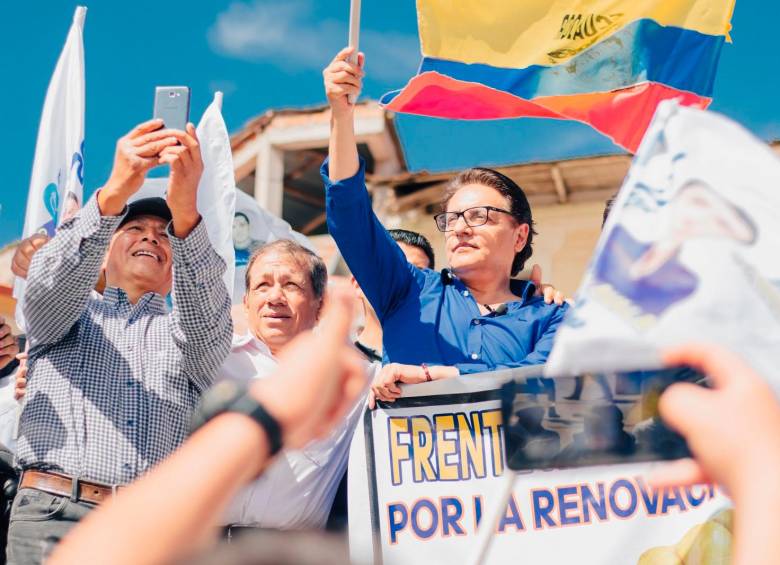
[434,206,514,232]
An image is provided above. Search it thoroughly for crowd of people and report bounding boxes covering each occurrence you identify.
[0,46,777,565]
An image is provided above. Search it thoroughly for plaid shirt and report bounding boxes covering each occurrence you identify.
[16,196,232,485]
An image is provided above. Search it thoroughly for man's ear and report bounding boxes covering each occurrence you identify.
[101,234,117,286]
[514,223,530,253]
[242,292,250,314]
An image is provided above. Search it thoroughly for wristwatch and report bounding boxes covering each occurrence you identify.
[191,380,284,456]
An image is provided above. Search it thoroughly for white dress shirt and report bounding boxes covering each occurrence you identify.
[216,332,370,529]
[0,373,19,452]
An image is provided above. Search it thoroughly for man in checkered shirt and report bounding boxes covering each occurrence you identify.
[7,119,233,565]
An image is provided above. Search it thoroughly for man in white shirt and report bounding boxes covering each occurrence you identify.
[0,319,21,454]
[216,239,370,532]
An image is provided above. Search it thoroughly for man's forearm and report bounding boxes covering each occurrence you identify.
[734,502,780,565]
[49,413,270,565]
[170,222,233,387]
[96,185,131,217]
[170,209,201,239]
[731,465,780,565]
[328,113,360,182]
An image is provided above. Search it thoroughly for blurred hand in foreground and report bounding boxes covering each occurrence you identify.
[654,343,780,565]
[654,344,780,492]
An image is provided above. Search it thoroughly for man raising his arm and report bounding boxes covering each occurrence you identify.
[8,119,233,565]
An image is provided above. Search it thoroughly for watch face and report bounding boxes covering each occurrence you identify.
[191,380,248,431]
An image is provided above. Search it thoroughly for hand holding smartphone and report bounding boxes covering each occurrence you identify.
[500,367,706,472]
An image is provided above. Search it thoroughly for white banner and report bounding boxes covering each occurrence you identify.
[231,188,314,302]
[546,102,780,388]
[348,371,732,565]
[14,6,86,330]
[196,91,236,300]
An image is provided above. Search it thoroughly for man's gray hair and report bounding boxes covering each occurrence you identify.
[244,240,327,299]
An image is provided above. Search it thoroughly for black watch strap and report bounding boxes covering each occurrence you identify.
[192,381,284,457]
[229,393,284,456]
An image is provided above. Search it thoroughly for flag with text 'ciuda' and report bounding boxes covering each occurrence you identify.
[380,0,735,152]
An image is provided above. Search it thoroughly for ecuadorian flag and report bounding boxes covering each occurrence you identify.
[381,0,735,152]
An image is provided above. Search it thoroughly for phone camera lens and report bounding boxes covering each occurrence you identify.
[168,91,176,98]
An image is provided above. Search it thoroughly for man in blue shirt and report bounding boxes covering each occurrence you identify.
[321,48,568,403]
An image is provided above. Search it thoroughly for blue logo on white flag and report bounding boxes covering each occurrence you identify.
[43,182,59,219]
[71,140,85,185]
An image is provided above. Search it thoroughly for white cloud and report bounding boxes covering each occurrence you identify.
[208,0,419,83]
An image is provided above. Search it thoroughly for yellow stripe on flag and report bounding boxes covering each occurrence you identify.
[418,0,735,68]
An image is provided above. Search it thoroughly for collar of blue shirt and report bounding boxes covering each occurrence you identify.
[441,268,538,306]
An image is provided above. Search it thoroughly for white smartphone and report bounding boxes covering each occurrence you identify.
[153,86,190,131]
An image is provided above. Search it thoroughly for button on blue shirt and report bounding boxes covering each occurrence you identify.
[322,158,568,374]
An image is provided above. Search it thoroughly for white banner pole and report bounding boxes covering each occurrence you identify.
[466,470,517,565]
[347,0,361,104]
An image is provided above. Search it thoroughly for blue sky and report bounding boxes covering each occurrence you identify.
[1,1,778,247]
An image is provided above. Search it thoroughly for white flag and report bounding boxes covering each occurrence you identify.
[546,101,780,388]
[232,185,315,302]
[193,92,314,303]
[14,6,87,330]
[196,92,236,301]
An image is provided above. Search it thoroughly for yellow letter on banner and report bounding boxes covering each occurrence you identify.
[389,417,411,486]
[434,414,459,481]
[411,416,437,482]
[481,410,504,476]
[458,412,485,480]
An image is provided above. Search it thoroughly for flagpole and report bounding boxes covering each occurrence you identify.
[74,5,87,26]
[466,470,517,565]
[347,0,361,104]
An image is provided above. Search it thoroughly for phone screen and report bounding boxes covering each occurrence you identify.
[500,367,705,471]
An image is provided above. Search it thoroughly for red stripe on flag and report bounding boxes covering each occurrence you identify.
[537,83,711,152]
[384,73,710,152]
[384,72,560,120]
